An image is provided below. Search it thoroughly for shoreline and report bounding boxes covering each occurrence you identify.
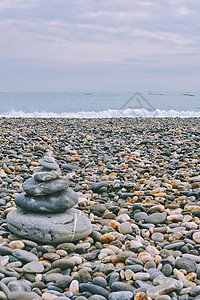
[0,116,200,120]
[0,117,199,299]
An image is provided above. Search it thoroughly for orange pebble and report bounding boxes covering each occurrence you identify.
[134,191,144,196]
[110,220,120,229]
[186,272,197,281]
[135,292,148,300]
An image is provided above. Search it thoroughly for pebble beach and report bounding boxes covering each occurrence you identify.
[0,117,200,300]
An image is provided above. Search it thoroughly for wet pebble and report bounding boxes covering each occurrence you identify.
[92,277,107,288]
[111,282,136,292]
[161,264,173,277]
[51,258,75,270]
[80,283,110,298]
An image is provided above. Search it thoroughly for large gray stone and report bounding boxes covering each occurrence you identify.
[109,291,133,300]
[8,291,41,300]
[12,249,38,263]
[147,283,175,298]
[38,157,59,170]
[153,276,183,291]
[15,188,78,213]
[23,177,69,196]
[23,261,44,273]
[34,171,60,182]
[175,257,197,273]
[33,167,61,176]
[145,212,167,225]
[7,208,92,244]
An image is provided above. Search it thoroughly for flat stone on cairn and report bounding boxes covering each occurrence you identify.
[7,155,92,243]
[38,156,60,170]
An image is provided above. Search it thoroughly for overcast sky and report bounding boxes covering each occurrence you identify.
[0,0,199,92]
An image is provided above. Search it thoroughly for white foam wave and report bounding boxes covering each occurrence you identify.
[0,108,200,118]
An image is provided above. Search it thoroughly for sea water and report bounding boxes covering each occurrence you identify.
[0,91,199,118]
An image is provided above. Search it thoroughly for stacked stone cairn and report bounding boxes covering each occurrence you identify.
[7,156,92,244]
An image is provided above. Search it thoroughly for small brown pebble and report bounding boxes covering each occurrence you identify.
[134,292,148,300]
[185,272,197,281]
[3,164,13,174]
[100,232,119,243]
[8,240,25,250]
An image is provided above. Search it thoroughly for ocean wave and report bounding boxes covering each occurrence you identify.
[0,108,200,118]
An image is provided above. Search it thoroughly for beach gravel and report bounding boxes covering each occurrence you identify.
[0,117,199,299]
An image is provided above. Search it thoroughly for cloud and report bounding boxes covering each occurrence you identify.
[86,10,152,21]
[0,16,194,66]
[0,0,37,10]
[0,0,199,91]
